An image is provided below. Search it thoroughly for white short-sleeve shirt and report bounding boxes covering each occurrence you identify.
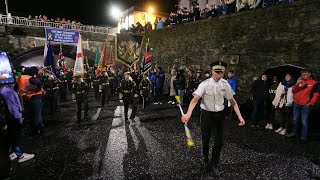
[193,78,234,112]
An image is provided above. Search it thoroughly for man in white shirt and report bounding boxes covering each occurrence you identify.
[181,61,245,178]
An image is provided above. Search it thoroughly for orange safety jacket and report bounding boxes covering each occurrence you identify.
[16,75,42,100]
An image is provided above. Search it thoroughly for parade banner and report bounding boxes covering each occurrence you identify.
[142,40,152,73]
[116,34,142,68]
[44,42,56,70]
[45,28,79,44]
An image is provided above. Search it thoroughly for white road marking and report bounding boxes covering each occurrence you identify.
[91,108,101,121]
[102,106,128,179]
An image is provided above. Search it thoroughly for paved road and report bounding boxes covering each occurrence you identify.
[9,92,320,180]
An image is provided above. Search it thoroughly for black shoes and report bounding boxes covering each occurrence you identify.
[200,160,210,173]
[82,116,89,121]
[210,166,221,178]
[202,160,221,178]
[30,129,41,136]
[250,124,260,129]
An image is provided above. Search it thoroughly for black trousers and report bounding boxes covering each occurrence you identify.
[76,96,88,121]
[59,84,68,101]
[141,90,150,109]
[186,88,193,103]
[93,82,101,101]
[201,109,225,167]
[44,91,58,114]
[101,86,111,106]
[251,99,265,126]
[0,132,10,179]
[123,95,137,121]
[7,119,22,149]
[110,81,116,96]
[68,82,73,92]
[267,102,277,124]
[280,106,293,131]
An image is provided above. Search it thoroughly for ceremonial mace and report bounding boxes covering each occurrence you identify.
[175,96,194,147]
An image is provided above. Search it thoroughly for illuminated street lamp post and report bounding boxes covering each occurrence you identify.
[147,7,154,24]
[110,6,122,32]
[110,6,121,19]
[5,0,9,15]
[149,7,154,14]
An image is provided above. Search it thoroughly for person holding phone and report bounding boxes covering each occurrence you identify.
[292,70,319,142]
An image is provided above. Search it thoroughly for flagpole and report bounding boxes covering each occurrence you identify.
[146,38,149,53]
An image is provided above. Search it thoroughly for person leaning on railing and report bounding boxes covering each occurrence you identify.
[0,14,112,33]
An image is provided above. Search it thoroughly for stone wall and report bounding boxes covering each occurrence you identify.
[144,0,320,103]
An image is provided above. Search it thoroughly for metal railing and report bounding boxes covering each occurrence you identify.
[0,14,117,34]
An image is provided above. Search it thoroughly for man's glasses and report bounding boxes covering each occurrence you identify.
[214,71,223,74]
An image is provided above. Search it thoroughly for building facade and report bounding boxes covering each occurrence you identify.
[117,6,168,33]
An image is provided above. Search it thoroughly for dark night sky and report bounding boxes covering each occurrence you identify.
[1,0,179,26]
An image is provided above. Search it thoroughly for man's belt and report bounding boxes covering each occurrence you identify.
[76,91,86,94]
[93,80,100,82]
[102,83,110,85]
[123,90,131,93]
[46,88,58,91]
[109,77,114,80]
[142,87,148,89]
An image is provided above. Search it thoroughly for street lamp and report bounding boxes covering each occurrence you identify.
[110,6,121,19]
[5,0,9,15]
[147,7,154,24]
[148,7,154,14]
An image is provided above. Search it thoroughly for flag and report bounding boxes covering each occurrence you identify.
[44,42,55,71]
[143,42,152,73]
[94,47,100,67]
[103,42,109,66]
[58,45,67,72]
[109,45,114,66]
[73,34,84,76]
[58,45,64,60]
[96,42,107,76]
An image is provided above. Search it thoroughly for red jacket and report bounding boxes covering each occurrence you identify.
[292,77,319,106]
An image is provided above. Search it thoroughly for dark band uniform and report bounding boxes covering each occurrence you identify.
[66,71,73,92]
[193,61,233,170]
[139,76,151,109]
[72,78,89,122]
[59,73,68,102]
[99,72,111,107]
[43,76,59,114]
[107,70,116,96]
[93,73,101,101]
[119,73,138,122]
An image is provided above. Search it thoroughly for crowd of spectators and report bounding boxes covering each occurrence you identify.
[163,0,297,26]
[23,15,90,30]
[0,12,102,31]
[26,15,83,26]
[121,0,296,35]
